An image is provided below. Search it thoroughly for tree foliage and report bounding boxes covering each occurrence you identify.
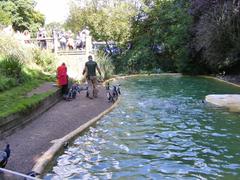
[45,22,64,35]
[0,5,11,26]
[189,0,240,74]
[0,0,45,34]
[65,0,137,44]
[115,0,240,75]
[116,0,191,73]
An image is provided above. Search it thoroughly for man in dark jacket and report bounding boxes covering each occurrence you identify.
[82,55,102,99]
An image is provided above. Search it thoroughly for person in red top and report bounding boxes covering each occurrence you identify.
[57,63,68,96]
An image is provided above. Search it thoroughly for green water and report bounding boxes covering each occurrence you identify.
[45,76,240,180]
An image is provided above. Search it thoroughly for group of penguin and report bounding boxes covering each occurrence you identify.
[106,83,121,103]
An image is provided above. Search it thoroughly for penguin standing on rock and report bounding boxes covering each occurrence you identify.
[0,144,10,168]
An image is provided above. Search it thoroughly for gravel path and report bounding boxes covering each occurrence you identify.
[0,85,111,174]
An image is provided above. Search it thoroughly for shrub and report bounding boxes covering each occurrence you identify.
[0,33,57,93]
[0,55,23,81]
[0,33,30,63]
[0,33,57,75]
[32,48,56,73]
[0,76,17,92]
[96,51,115,80]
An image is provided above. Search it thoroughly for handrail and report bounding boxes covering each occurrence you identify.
[29,38,53,41]
[0,168,40,180]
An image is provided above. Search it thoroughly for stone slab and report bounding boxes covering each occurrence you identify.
[205,94,240,112]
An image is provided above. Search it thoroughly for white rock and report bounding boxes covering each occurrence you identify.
[205,94,240,112]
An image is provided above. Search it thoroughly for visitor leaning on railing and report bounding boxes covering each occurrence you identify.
[36,27,47,49]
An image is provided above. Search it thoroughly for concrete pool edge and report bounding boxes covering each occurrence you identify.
[32,97,121,176]
[105,73,182,84]
[200,75,240,88]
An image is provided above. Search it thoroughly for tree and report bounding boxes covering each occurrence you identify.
[0,6,11,26]
[189,0,240,74]
[45,22,64,35]
[0,1,15,27]
[118,0,191,73]
[0,0,45,35]
[65,0,137,45]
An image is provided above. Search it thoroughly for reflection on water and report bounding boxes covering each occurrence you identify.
[45,76,240,179]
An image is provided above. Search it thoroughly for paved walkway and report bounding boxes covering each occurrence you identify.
[26,82,58,97]
[0,84,111,174]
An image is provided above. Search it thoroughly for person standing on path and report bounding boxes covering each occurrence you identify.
[57,63,68,97]
[82,55,102,99]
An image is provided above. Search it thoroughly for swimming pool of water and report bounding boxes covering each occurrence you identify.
[44,75,240,179]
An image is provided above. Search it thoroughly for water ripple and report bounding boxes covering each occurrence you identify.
[45,76,240,180]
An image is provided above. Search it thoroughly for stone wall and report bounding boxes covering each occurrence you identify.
[56,54,88,81]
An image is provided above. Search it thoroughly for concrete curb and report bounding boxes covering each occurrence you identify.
[103,73,182,86]
[200,75,240,88]
[32,97,120,176]
[111,73,182,80]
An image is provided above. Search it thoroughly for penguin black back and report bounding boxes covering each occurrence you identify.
[5,144,10,158]
[0,144,10,168]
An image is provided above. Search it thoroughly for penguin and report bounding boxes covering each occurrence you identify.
[0,144,10,168]
[64,141,69,149]
[24,171,40,180]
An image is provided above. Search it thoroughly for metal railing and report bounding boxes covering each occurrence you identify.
[29,38,54,51]
[0,168,40,180]
[28,38,106,55]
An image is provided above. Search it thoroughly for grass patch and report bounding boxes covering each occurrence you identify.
[0,79,55,118]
